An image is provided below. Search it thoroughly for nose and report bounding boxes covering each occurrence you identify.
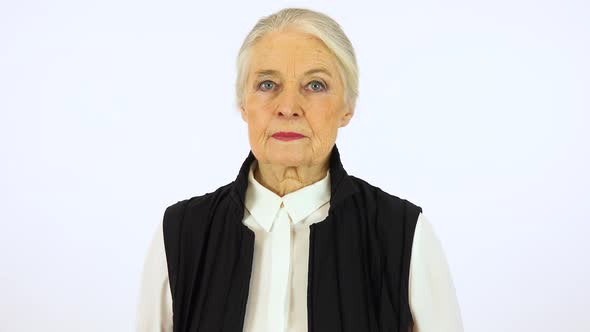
[276,84,302,118]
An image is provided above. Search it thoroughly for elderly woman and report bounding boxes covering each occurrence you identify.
[137,7,463,332]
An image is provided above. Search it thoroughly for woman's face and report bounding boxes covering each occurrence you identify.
[240,28,353,168]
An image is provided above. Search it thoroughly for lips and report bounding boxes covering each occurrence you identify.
[272,131,305,141]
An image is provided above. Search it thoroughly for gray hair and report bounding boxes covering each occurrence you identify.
[235,7,359,111]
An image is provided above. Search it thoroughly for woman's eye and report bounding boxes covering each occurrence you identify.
[259,80,276,91]
[307,80,326,92]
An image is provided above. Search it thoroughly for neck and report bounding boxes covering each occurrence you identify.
[254,159,329,197]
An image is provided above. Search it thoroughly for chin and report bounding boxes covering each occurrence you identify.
[265,141,310,167]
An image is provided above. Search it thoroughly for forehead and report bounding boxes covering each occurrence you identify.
[248,29,338,76]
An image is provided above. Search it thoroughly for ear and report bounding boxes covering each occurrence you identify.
[338,105,354,128]
[240,106,248,123]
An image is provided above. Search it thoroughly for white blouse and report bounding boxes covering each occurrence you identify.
[136,160,463,332]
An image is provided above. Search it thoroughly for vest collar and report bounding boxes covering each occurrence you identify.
[230,144,358,214]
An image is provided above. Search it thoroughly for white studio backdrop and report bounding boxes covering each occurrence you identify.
[0,0,588,331]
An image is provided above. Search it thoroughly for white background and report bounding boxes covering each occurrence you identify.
[1,0,588,331]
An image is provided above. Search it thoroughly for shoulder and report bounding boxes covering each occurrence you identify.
[161,181,237,263]
[162,181,236,233]
[348,174,423,214]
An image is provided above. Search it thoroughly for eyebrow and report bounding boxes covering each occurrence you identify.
[254,68,333,78]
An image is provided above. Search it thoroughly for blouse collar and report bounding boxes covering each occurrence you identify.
[244,159,331,232]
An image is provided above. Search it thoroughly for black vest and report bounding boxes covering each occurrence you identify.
[162,144,422,332]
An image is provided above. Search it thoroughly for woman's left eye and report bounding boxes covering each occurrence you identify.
[307,80,326,92]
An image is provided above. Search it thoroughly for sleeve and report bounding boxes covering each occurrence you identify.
[135,222,174,332]
[408,212,464,332]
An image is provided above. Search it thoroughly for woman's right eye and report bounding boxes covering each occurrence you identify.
[259,80,276,91]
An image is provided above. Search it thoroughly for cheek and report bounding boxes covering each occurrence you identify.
[245,105,273,137]
[247,114,264,135]
[308,100,341,134]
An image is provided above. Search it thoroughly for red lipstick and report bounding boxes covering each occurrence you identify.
[272,131,305,141]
